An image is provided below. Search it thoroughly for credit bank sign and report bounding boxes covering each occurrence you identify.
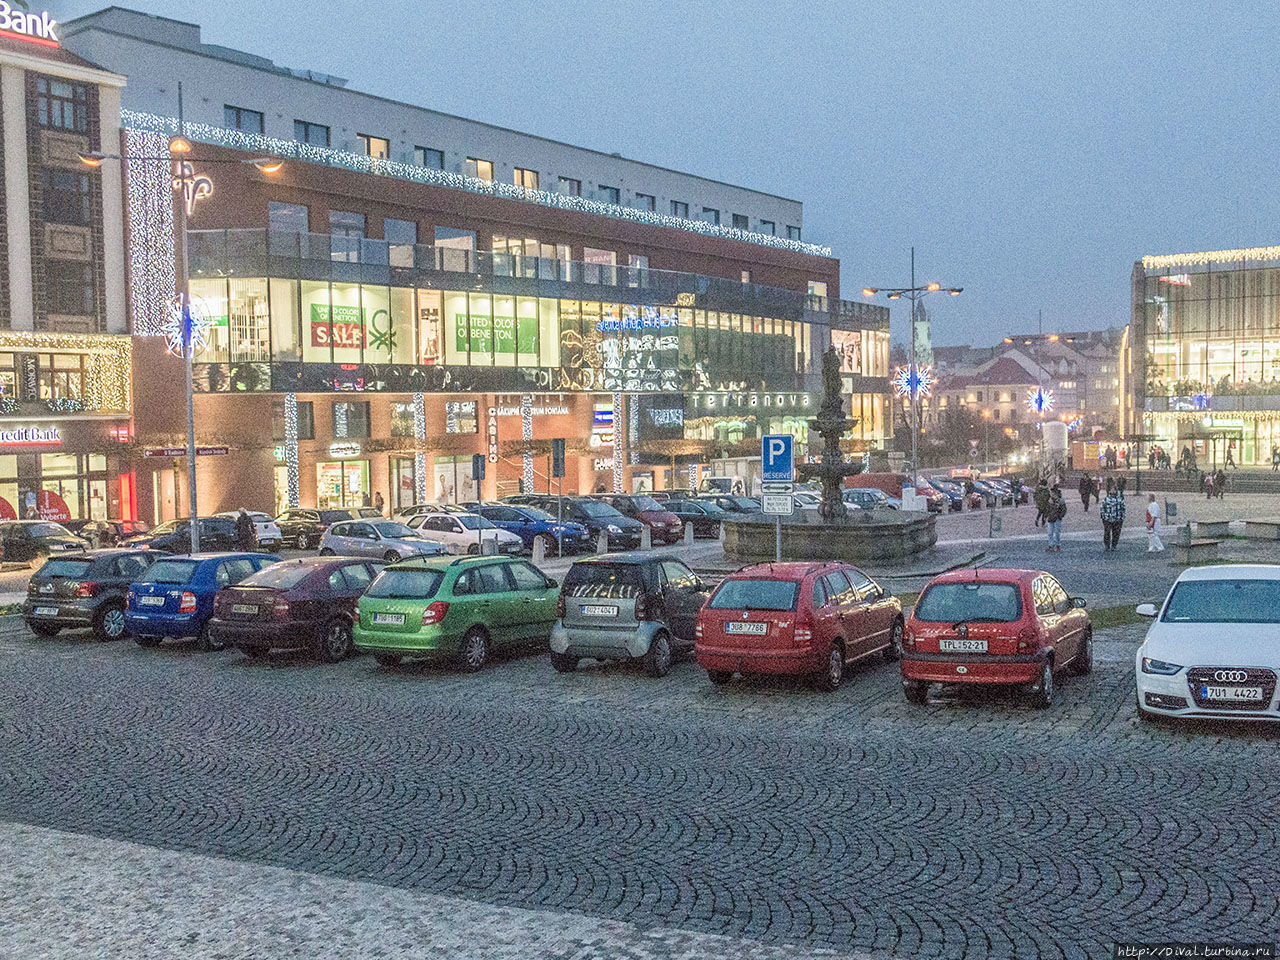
[0,3,59,45]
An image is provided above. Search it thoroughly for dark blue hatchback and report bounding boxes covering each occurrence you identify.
[125,552,279,651]
[468,502,590,553]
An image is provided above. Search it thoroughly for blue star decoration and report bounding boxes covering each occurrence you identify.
[892,364,935,400]
[1026,387,1055,415]
[162,294,212,358]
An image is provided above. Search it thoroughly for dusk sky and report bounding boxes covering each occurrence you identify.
[56,0,1280,347]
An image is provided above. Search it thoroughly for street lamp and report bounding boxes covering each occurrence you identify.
[81,127,281,552]
[982,408,992,468]
[862,247,963,486]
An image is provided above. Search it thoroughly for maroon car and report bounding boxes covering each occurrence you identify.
[210,556,383,662]
[596,494,684,545]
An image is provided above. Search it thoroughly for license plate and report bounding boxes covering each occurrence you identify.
[373,612,405,625]
[1201,685,1264,701]
[941,637,988,653]
[581,604,618,617]
[139,595,165,607]
[231,604,259,615]
[34,606,58,617]
[725,621,768,635]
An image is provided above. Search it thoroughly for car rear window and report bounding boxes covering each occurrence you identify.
[241,563,314,590]
[319,511,350,524]
[708,579,799,611]
[914,582,1022,623]
[366,568,443,599]
[630,496,662,512]
[28,523,71,537]
[563,563,645,598]
[144,559,198,584]
[39,558,92,579]
[573,500,623,519]
[1161,579,1280,624]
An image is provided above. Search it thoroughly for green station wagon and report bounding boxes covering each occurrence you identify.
[353,555,559,671]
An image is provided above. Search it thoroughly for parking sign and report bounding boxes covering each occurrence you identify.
[761,434,793,483]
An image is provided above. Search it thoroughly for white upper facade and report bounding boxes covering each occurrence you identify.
[60,7,807,242]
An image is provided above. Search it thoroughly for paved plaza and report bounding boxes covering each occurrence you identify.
[1,602,1277,959]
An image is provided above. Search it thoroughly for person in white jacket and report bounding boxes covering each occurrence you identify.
[1145,495,1164,552]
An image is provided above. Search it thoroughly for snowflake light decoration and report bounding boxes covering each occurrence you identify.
[162,293,212,358]
[892,364,935,400]
[1192,392,1211,411]
[1026,386,1055,416]
[1066,416,1084,432]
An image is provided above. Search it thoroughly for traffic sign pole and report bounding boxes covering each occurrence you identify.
[761,434,794,563]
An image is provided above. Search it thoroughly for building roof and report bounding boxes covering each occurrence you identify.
[0,31,118,74]
[1142,246,1280,270]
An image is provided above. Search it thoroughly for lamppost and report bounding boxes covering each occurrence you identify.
[862,247,962,487]
[982,408,992,468]
[80,92,282,552]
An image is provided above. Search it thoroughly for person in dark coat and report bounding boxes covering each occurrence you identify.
[1033,480,1050,527]
[1078,473,1094,513]
[235,508,257,551]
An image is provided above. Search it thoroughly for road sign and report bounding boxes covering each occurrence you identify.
[551,438,566,478]
[761,481,794,494]
[142,446,228,458]
[762,494,794,515]
[761,434,793,483]
[472,453,486,481]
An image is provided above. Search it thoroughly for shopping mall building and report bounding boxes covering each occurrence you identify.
[2,7,892,521]
[1130,245,1280,466]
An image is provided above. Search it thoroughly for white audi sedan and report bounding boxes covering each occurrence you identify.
[1135,565,1280,721]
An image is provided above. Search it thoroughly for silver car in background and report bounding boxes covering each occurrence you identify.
[318,519,447,562]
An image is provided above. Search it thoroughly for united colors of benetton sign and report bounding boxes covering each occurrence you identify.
[0,3,58,44]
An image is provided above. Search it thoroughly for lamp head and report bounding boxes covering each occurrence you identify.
[78,152,106,168]
[168,136,192,154]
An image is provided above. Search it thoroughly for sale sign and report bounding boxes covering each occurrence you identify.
[311,304,365,349]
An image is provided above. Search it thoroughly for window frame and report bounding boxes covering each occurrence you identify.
[357,133,391,159]
[670,200,689,218]
[414,146,445,169]
[558,176,582,197]
[513,167,540,190]
[223,104,265,134]
[293,119,330,147]
[466,157,494,181]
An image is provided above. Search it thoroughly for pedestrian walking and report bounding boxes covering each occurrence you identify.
[235,507,257,551]
[373,491,385,515]
[1078,473,1094,513]
[1145,495,1164,553]
[1117,475,1127,497]
[1011,475,1022,508]
[1033,480,1050,527]
[1100,481,1125,552]
[1215,468,1226,499]
[1046,486,1066,552]
[1225,443,1237,469]
[1272,445,1280,472]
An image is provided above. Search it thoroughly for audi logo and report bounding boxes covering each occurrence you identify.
[1213,669,1250,683]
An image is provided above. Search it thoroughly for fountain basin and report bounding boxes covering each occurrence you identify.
[723,509,937,562]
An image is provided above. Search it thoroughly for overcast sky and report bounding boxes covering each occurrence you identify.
[54,0,1280,347]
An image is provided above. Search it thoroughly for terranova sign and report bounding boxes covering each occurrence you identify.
[0,3,58,44]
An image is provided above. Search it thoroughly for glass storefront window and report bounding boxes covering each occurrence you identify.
[493,295,516,367]
[330,282,363,364]
[316,460,369,509]
[190,277,230,363]
[390,402,415,438]
[360,284,391,364]
[390,456,417,510]
[443,292,468,365]
[516,297,538,368]
[269,278,300,362]
[389,287,415,365]
[229,278,270,362]
[538,298,560,367]
[467,293,494,365]
[301,281,332,364]
[418,289,443,365]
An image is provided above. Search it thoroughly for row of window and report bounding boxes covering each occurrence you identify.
[271,399,478,441]
[224,105,800,239]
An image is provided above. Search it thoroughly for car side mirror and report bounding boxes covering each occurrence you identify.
[1071,597,1087,608]
[1135,603,1158,618]
[546,578,558,589]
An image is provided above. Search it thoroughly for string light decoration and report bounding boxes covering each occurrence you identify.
[413,393,427,504]
[333,401,348,438]
[171,160,213,216]
[520,395,534,492]
[612,392,624,493]
[1143,245,1280,269]
[161,294,212,357]
[892,364,935,400]
[123,127,176,336]
[1026,387,1056,416]
[122,110,832,258]
[284,394,300,508]
[0,332,132,413]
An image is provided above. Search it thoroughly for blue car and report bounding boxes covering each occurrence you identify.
[468,502,591,554]
[125,552,279,651]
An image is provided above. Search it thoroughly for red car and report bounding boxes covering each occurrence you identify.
[696,561,904,691]
[596,494,684,545]
[900,569,1092,708]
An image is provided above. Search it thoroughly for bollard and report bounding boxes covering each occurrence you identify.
[640,525,651,550]
[684,521,694,545]
[532,535,546,564]
[718,521,726,543]
[597,529,609,554]
[481,538,497,555]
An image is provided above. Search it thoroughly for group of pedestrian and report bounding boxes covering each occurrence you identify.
[1202,468,1227,499]
[1146,447,1172,470]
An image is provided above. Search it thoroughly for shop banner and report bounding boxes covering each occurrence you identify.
[311,304,366,349]
[0,497,14,521]
[36,490,71,523]
[454,314,537,357]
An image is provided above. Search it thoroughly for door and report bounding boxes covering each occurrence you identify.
[810,576,840,651]
[845,566,890,657]
[348,522,378,557]
[507,559,557,640]
[1031,576,1066,663]
[659,559,705,642]
[1043,575,1084,663]
[475,562,521,647]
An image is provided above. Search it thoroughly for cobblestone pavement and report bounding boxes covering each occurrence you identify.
[2,617,1278,960]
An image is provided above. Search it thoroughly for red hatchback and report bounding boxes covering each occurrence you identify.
[901,569,1092,708]
[695,561,904,691]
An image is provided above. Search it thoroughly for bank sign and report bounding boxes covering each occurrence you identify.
[0,4,58,44]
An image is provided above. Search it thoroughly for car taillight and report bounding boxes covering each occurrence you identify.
[556,593,566,618]
[903,626,916,649]
[1016,626,1038,652]
[179,591,197,614]
[272,595,290,619]
[635,595,652,621]
[422,601,449,625]
[74,581,99,598]
[695,620,703,639]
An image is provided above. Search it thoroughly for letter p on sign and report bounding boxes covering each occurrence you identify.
[761,434,793,482]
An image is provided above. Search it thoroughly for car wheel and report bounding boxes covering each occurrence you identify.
[93,602,128,642]
[883,618,904,662]
[319,547,335,556]
[459,626,488,672]
[315,618,353,663]
[1028,658,1054,709]
[383,550,401,563]
[903,680,929,705]
[466,543,479,555]
[1071,628,1093,675]
[706,669,733,686]
[643,630,672,677]
[195,622,225,652]
[295,533,310,550]
[374,654,401,668]
[135,634,161,648]
[550,651,579,674]
[237,644,269,659]
[29,622,60,638]
[814,641,844,692]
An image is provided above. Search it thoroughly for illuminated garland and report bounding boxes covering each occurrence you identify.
[0,332,132,413]
[520,394,534,492]
[284,393,300,508]
[0,397,16,415]
[333,401,348,438]
[122,110,832,259]
[613,392,624,493]
[1143,245,1280,269]
[413,393,427,504]
[123,128,177,336]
